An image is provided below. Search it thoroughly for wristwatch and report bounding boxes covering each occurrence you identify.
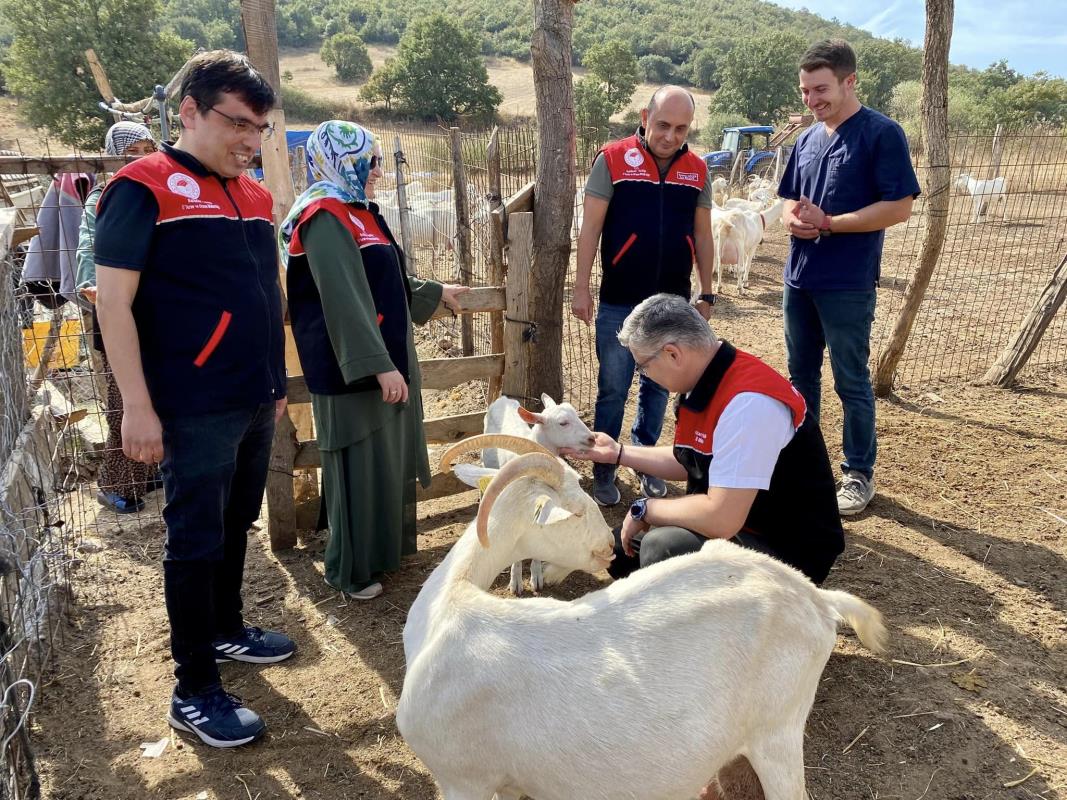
[629,497,649,521]
[696,293,716,306]
[819,213,833,237]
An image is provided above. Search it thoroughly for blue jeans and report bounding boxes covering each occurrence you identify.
[783,284,876,480]
[159,402,276,695]
[593,302,669,481]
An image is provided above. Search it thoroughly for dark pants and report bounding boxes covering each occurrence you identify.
[593,302,670,482]
[608,526,781,581]
[160,402,275,695]
[783,284,877,480]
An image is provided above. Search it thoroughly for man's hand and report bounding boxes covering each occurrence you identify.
[793,195,828,231]
[79,286,98,304]
[377,370,409,404]
[620,513,649,558]
[571,284,594,325]
[122,404,164,464]
[694,298,713,321]
[440,284,471,314]
[786,198,820,240]
[558,431,619,464]
[274,397,288,422]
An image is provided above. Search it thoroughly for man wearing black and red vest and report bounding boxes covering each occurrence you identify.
[561,294,844,585]
[572,86,717,507]
[94,51,294,748]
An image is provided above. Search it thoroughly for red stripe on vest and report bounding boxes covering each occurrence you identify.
[675,348,806,455]
[193,311,232,367]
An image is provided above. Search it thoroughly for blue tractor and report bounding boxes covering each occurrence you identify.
[702,115,813,184]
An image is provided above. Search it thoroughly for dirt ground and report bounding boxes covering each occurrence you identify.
[31,227,1067,799]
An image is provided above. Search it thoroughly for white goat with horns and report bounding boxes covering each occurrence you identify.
[398,449,888,800]
[479,394,596,595]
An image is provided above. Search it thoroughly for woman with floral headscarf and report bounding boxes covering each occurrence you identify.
[76,121,160,513]
[281,120,468,600]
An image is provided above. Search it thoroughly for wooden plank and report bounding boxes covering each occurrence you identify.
[417,470,476,502]
[0,155,145,175]
[84,49,117,104]
[422,354,503,389]
[502,212,534,400]
[266,411,298,550]
[486,127,506,403]
[451,127,475,357]
[11,227,38,248]
[504,180,535,213]
[424,411,485,443]
[430,286,504,318]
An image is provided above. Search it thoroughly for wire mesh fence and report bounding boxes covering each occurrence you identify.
[872,127,1067,385]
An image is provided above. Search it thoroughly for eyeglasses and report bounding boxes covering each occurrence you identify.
[369,155,379,170]
[635,347,665,376]
[207,106,275,139]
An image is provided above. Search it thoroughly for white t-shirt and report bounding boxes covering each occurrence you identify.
[707,392,797,491]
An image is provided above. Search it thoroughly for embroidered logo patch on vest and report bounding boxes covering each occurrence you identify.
[166,172,200,200]
[623,147,644,168]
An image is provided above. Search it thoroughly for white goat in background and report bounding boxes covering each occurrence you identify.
[954,173,1008,223]
[475,395,595,594]
[398,451,888,800]
[712,199,785,293]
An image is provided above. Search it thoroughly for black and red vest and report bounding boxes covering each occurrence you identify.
[97,144,286,417]
[673,342,844,584]
[286,198,413,395]
[598,131,707,306]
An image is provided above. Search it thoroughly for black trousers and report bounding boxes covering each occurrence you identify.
[160,402,275,695]
[607,525,784,581]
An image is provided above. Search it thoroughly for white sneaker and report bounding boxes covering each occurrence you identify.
[837,471,875,516]
[324,576,383,600]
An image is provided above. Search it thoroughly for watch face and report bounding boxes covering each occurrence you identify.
[630,500,645,519]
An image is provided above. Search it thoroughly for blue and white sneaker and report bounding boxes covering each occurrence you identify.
[168,687,265,748]
[213,626,296,664]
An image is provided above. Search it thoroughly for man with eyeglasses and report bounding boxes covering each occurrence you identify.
[561,293,844,586]
[94,50,294,748]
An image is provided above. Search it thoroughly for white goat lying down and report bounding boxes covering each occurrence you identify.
[954,173,1008,223]
[398,452,888,800]
[479,394,596,595]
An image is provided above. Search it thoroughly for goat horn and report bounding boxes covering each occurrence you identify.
[439,434,554,474]
[475,453,563,548]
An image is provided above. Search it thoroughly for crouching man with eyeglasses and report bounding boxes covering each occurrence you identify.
[560,293,844,585]
[95,50,294,748]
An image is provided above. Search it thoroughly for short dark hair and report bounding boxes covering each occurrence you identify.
[180,50,276,116]
[799,39,857,81]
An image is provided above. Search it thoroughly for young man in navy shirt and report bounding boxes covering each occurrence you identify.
[95,51,294,747]
[777,39,920,515]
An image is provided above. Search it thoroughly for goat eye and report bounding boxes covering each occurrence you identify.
[559,421,569,426]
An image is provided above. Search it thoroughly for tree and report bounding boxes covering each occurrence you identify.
[359,58,403,110]
[992,73,1067,126]
[686,48,720,90]
[583,39,640,111]
[574,76,614,138]
[710,31,808,124]
[387,14,501,122]
[3,0,191,147]
[320,32,372,83]
[639,54,676,83]
[855,38,921,112]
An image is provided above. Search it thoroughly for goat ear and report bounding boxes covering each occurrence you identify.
[532,494,556,525]
[517,406,543,425]
[453,463,498,490]
[540,393,557,409]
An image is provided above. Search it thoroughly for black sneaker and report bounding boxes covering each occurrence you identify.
[168,686,265,748]
[213,626,296,664]
[639,473,668,498]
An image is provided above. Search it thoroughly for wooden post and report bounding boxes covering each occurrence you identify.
[451,127,474,357]
[529,0,577,406]
[84,49,121,122]
[986,123,1004,181]
[873,0,954,397]
[486,127,507,402]
[502,212,534,401]
[290,145,308,195]
[241,0,300,550]
[981,252,1067,387]
[394,136,417,277]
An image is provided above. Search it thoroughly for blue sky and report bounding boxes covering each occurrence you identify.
[769,0,1066,77]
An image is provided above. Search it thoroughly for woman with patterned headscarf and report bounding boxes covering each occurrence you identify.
[76,121,159,513]
[281,120,468,600]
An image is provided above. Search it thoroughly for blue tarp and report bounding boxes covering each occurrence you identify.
[253,129,314,182]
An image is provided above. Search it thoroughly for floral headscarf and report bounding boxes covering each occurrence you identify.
[279,120,382,266]
[104,122,155,156]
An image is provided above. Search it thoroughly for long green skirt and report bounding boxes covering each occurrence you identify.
[322,413,418,593]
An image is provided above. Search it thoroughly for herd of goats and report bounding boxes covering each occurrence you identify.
[393,393,888,800]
